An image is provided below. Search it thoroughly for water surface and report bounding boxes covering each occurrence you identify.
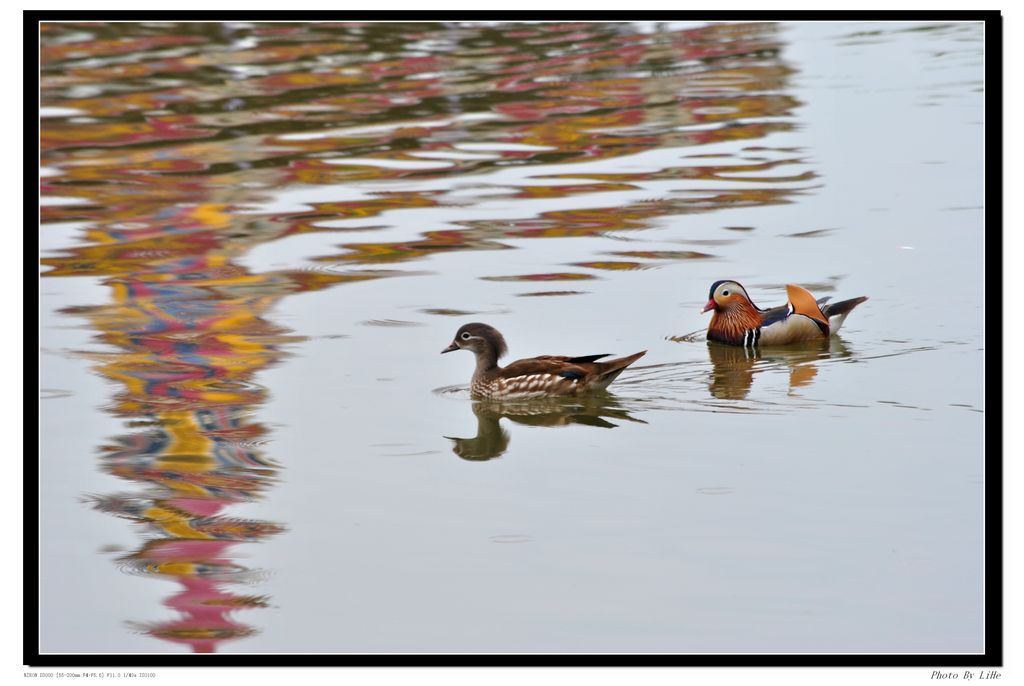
[39,20,985,654]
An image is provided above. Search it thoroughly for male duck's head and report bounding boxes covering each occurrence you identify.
[702,280,754,314]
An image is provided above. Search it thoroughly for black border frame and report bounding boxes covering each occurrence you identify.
[28,9,1003,669]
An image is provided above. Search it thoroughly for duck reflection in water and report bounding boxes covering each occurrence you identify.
[706,337,854,400]
[445,396,647,461]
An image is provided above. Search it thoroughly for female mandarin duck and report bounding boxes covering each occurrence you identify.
[702,280,867,347]
[441,322,646,399]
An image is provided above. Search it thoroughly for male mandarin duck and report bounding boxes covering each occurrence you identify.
[441,322,646,399]
[702,280,867,347]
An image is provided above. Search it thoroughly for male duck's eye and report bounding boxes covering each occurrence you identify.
[461,332,471,340]
[722,289,730,296]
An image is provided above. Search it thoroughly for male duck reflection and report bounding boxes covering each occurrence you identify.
[441,322,646,399]
[702,280,867,347]
[706,337,854,401]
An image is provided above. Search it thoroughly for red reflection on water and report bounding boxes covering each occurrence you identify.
[41,20,809,652]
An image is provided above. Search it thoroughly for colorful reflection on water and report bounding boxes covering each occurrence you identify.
[39,20,985,654]
[42,21,804,652]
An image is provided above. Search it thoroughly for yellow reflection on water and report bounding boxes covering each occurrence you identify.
[41,19,813,652]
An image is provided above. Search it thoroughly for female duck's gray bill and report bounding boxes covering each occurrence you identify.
[441,341,459,353]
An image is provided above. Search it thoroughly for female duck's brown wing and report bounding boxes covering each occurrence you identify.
[486,356,598,397]
[499,356,599,381]
[496,352,645,395]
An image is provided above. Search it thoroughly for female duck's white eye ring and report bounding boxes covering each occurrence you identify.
[461,332,471,340]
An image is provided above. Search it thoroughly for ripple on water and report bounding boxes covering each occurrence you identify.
[490,535,532,544]
[516,290,590,297]
[40,388,74,399]
[610,250,716,260]
[360,319,425,327]
[697,487,736,495]
[480,272,597,282]
[420,308,480,316]
[665,330,707,343]
[569,260,653,271]
[782,228,836,238]
[751,277,842,293]
[419,307,512,316]
[433,384,472,399]
[322,157,456,170]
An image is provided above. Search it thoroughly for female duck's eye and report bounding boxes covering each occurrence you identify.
[461,332,471,340]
